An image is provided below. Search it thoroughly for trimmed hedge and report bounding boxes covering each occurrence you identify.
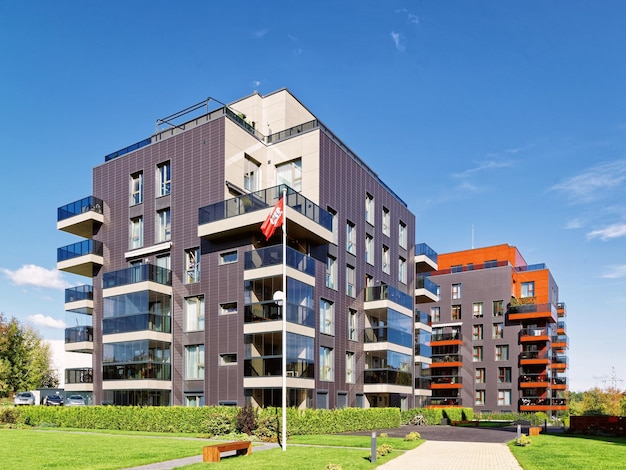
[401,407,474,425]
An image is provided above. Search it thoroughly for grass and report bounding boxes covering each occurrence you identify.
[509,433,626,470]
[1,428,421,469]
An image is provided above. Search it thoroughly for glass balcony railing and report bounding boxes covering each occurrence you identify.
[364,369,412,386]
[427,397,460,406]
[266,119,318,144]
[244,301,315,328]
[552,355,568,365]
[552,377,567,385]
[198,184,332,231]
[244,245,315,276]
[415,310,432,325]
[431,354,462,363]
[431,376,462,385]
[57,240,103,262]
[508,302,555,315]
[520,327,551,337]
[552,335,568,345]
[557,321,566,331]
[244,357,314,378]
[415,377,432,389]
[65,326,94,343]
[414,342,432,357]
[103,313,171,335]
[104,138,152,162]
[65,368,93,384]
[65,285,93,303]
[364,326,412,348]
[431,332,462,342]
[514,263,547,272]
[103,362,171,381]
[58,196,104,222]
[520,374,549,383]
[415,243,438,264]
[365,285,412,309]
[520,351,548,360]
[102,264,172,289]
[416,276,439,296]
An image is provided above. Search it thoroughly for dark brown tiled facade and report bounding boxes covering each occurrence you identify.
[58,89,431,409]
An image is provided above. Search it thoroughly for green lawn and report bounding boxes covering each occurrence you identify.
[0,429,420,470]
[509,434,626,470]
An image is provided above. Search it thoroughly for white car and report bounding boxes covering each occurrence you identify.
[14,392,35,405]
[66,395,86,406]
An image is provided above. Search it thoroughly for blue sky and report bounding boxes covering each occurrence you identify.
[1,1,625,391]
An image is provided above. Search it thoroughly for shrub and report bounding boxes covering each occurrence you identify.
[236,404,257,435]
[0,408,17,425]
[379,432,388,438]
[376,443,393,458]
[253,412,279,442]
[324,464,342,470]
[515,434,531,446]
[404,431,421,441]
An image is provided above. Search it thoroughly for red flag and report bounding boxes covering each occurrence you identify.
[260,196,284,240]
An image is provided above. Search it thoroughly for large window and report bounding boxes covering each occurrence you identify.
[473,346,483,362]
[130,171,143,206]
[130,216,143,249]
[452,283,462,299]
[348,309,357,341]
[398,257,407,284]
[498,367,512,383]
[473,302,483,318]
[326,256,337,289]
[475,368,486,384]
[521,281,535,298]
[475,390,485,406]
[320,346,334,382]
[452,305,462,320]
[244,154,260,192]
[156,208,171,242]
[276,158,302,191]
[184,296,205,332]
[472,324,483,340]
[398,221,407,249]
[495,345,509,361]
[493,323,504,339]
[346,221,356,254]
[365,234,374,265]
[365,193,374,225]
[346,265,356,298]
[320,299,334,336]
[184,247,200,284]
[431,306,440,323]
[184,344,204,380]
[346,351,356,384]
[498,389,512,406]
[382,207,390,236]
[157,161,171,197]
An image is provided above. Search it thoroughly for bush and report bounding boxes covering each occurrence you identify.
[404,431,420,441]
[515,434,531,446]
[376,443,393,458]
[379,432,388,438]
[324,464,342,470]
[0,408,18,425]
[236,404,257,435]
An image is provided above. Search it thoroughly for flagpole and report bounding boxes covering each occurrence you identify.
[281,186,287,451]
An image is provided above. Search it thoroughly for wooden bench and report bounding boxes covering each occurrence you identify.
[202,441,252,462]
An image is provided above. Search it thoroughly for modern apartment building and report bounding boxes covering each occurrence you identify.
[422,244,568,414]
[56,89,432,409]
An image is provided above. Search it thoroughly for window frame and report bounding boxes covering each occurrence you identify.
[130,171,143,206]
[156,161,171,197]
[320,298,335,336]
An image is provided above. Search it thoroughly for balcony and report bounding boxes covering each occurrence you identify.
[519,374,550,388]
[65,284,94,314]
[557,321,566,334]
[415,377,432,390]
[557,302,567,317]
[415,275,439,303]
[552,377,568,390]
[364,369,412,386]
[57,196,104,238]
[103,313,171,335]
[198,185,333,245]
[520,350,549,365]
[103,362,171,381]
[551,355,568,370]
[65,368,93,384]
[415,243,438,273]
[64,326,93,353]
[520,397,568,412]
[244,301,315,328]
[365,285,413,310]
[431,354,463,368]
[103,264,172,289]
[244,357,314,378]
[427,396,460,407]
[430,332,463,346]
[244,245,315,277]
[552,335,568,349]
[364,326,412,347]
[57,240,104,277]
[520,327,551,343]
[431,376,462,389]
[415,310,432,326]
[508,301,557,323]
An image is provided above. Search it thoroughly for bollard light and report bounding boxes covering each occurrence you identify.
[371,431,377,463]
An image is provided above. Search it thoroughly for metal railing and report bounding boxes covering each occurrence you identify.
[102,264,172,288]
[65,284,93,303]
[57,240,103,262]
[58,196,104,222]
[365,285,412,309]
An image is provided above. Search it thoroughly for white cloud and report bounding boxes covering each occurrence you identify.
[602,265,626,279]
[28,314,66,329]
[587,223,626,241]
[552,160,626,203]
[254,28,269,39]
[2,264,70,289]
[565,218,584,230]
[391,32,405,51]
[452,156,514,178]
[395,8,419,25]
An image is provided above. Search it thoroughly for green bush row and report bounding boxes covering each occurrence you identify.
[400,407,475,424]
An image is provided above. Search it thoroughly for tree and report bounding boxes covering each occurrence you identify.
[0,313,59,397]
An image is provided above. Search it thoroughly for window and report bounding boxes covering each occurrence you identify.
[498,389,512,406]
[185,394,204,407]
[184,344,204,380]
[328,207,338,244]
[451,265,463,273]
[498,367,512,383]
[473,346,483,362]
[398,221,407,249]
[276,158,302,191]
[472,324,483,340]
[475,368,486,383]
[451,283,462,300]
[365,193,374,225]
[493,300,504,317]
[521,281,535,298]
[495,345,509,361]
[382,207,390,236]
[346,351,356,384]
[184,247,200,284]
[346,221,356,254]
[244,154,260,192]
[365,234,374,265]
[156,254,170,272]
[325,256,337,289]
[130,171,143,205]
[184,296,205,332]
[320,299,334,335]
[219,353,238,366]
[452,305,462,320]
[346,265,356,298]
[320,346,334,381]
[220,302,237,315]
[348,309,357,341]
[220,250,238,264]
[382,245,390,274]
[365,274,373,288]
[157,161,171,197]
[398,257,407,283]
[475,389,485,406]
[485,259,497,268]
[130,216,143,249]
[493,323,504,339]
[431,306,440,323]
[473,302,483,318]
[156,208,171,242]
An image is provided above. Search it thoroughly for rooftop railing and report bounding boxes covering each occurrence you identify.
[104,138,152,162]
[102,264,172,289]
[365,285,412,310]
[58,196,104,222]
[57,240,103,262]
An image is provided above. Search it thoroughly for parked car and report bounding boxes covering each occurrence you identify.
[14,392,35,406]
[66,395,86,406]
[44,394,64,406]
